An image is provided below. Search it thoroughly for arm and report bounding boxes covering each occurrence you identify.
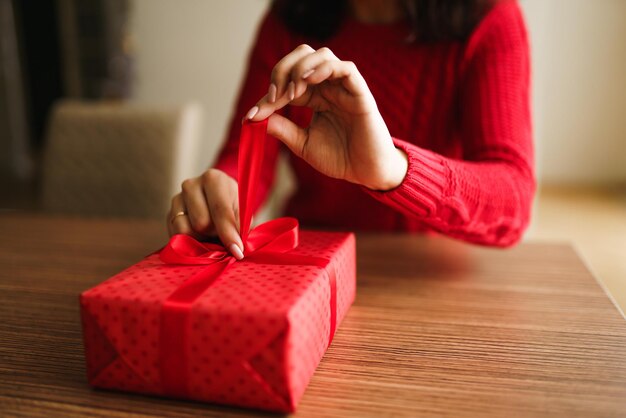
[243,2,534,248]
[366,2,535,247]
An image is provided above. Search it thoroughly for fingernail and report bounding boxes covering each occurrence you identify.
[268,83,277,103]
[301,69,315,79]
[245,106,259,120]
[230,243,244,260]
[287,81,295,101]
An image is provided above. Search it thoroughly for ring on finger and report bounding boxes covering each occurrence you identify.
[171,210,187,224]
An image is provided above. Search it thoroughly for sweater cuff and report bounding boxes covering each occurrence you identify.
[364,138,450,218]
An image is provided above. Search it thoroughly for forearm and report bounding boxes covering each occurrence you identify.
[365,138,535,247]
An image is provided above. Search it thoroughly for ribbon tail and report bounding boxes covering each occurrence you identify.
[238,120,268,249]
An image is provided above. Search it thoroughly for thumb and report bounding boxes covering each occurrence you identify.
[267,113,308,159]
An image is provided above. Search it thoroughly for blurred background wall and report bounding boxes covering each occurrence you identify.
[524,0,626,185]
[131,0,269,175]
[130,0,626,185]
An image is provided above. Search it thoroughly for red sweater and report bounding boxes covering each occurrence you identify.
[215,0,535,247]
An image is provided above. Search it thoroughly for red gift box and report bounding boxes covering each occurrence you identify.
[79,120,357,413]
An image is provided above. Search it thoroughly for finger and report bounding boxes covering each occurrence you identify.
[247,44,317,122]
[246,91,293,122]
[181,178,212,235]
[271,44,315,99]
[290,47,339,98]
[266,113,308,159]
[249,57,368,122]
[303,59,368,98]
[203,175,244,259]
[253,48,339,119]
[169,193,195,236]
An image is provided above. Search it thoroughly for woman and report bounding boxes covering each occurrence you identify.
[167,0,535,260]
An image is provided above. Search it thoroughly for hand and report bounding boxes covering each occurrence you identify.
[245,44,408,191]
[167,168,244,259]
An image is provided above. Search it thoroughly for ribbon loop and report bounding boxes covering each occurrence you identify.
[159,216,300,266]
[159,234,228,265]
[245,217,299,254]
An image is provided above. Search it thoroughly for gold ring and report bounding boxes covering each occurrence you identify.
[171,211,187,224]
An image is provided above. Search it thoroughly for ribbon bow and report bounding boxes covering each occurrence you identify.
[157,119,337,397]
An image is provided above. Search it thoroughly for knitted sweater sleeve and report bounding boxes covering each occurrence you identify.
[213,11,290,213]
[365,2,536,247]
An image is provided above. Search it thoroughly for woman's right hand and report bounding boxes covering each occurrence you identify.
[167,168,245,260]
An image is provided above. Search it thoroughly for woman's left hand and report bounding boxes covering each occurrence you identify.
[245,44,407,191]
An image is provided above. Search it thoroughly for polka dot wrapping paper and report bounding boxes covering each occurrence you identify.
[79,120,356,412]
[79,230,355,412]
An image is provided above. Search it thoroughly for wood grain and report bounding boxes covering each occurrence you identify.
[0,213,625,417]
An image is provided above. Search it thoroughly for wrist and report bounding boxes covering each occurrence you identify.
[367,147,408,191]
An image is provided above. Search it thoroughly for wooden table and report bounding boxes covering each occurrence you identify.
[1,213,625,417]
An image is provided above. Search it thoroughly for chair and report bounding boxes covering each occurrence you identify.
[41,100,203,218]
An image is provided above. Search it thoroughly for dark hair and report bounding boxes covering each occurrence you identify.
[272,0,495,42]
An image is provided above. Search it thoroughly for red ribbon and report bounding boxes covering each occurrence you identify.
[157,119,337,397]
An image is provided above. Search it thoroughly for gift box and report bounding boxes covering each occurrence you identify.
[79,119,357,413]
